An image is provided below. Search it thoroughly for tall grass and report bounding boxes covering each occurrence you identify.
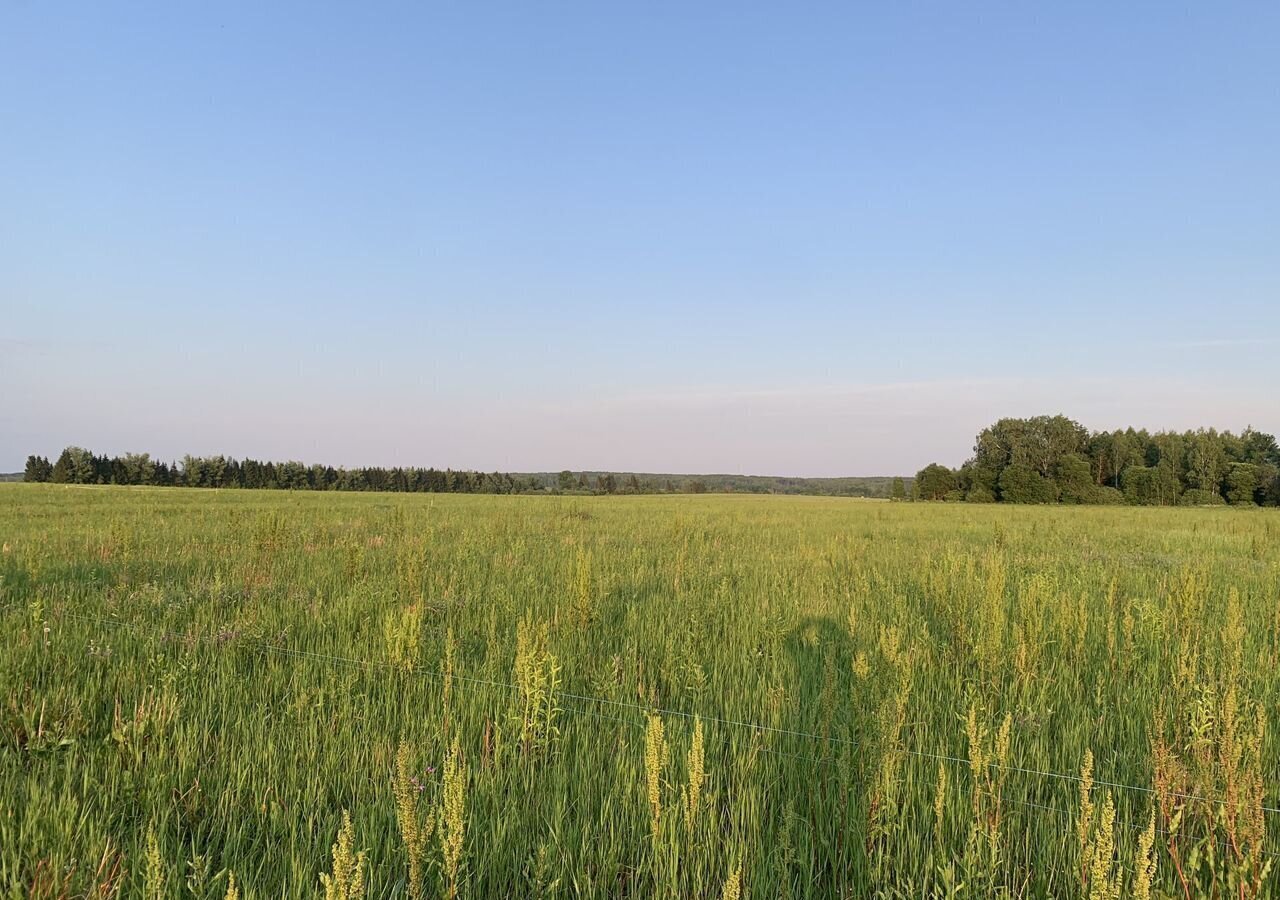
[1,484,1277,897]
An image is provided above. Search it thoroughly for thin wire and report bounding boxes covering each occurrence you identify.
[1000,793,1280,861]
[11,602,1280,816]
[263,640,856,768]
[899,747,1266,814]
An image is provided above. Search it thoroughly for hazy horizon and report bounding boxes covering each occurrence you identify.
[5,3,1278,476]
[8,382,1278,480]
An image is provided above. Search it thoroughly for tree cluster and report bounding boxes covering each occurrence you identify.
[25,448,542,494]
[914,416,1280,506]
[23,449,741,496]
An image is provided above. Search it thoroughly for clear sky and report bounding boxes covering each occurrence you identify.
[3,2,1277,476]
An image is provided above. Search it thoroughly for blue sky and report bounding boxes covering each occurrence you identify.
[3,2,1277,475]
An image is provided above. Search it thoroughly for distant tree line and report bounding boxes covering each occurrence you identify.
[23,448,889,496]
[549,470,901,497]
[914,415,1280,506]
[23,448,547,493]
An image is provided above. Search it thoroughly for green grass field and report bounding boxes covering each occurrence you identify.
[2,484,1277,898]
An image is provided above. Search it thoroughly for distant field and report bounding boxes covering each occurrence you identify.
[2,484,1277,898]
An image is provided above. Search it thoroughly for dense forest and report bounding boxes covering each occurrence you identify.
[534,471,902,497]
[18,448,901,497]
[914,415,1280,506]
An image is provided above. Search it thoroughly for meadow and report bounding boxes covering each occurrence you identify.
[2,484,1277,898]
